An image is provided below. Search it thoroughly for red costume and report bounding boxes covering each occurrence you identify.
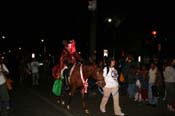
[52,39,82,79]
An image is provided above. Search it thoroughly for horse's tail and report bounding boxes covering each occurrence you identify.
[52,64,60,79]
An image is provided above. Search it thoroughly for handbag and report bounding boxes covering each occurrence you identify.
[6,79,13,90]
[119,72,125,82]
[52,78,62,96]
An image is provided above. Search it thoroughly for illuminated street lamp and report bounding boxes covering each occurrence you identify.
[106,16,124,57]
[2,35,5,39]
[8,50,11,53]
[18,47,22,50]
[32,53,35,58]
[40,38,46,58]
[41,39,44,42]
[107,18,112,23]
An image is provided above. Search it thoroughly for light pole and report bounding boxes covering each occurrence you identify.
[41,39,46,58]
[106,17,123,58]
[0,35,6,53]
[88,0,97,59]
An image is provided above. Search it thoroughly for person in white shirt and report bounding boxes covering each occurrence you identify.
[0,57,10,111]
[163,58,175,112]
[148,62,161,107]
[100,57,124,116]
[30,58,40,86]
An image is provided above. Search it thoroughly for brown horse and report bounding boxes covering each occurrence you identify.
[61,62,105,114]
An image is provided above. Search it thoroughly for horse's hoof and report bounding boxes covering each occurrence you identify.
[67,105,70,110]
[61,101,65,105]
[57,100,60,104]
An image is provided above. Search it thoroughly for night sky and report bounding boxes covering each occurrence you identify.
[97,1,175,57]
[0,1,89,49]
[0,1,175,56]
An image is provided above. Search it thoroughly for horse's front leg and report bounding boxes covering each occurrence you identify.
[66,87,75,110]
[81,90,89,114]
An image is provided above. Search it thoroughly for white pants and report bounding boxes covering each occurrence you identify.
[100,86,122,115]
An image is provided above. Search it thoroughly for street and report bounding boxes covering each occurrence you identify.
[5,77,175,116]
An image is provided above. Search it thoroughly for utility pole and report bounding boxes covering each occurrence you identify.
[88,0,97,60]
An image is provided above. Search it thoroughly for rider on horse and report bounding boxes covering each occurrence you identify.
[57,39,82,90]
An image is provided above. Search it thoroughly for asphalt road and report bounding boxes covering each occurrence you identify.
[6,77,175,116]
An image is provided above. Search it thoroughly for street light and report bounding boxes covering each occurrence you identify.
[107,18,112,23]
[8,50,11,53]
[106,16,124,57]
[18,47,22,50]
[41,39,44,42]
[2,35,5,39]
[32,53,35,58]
[40,39,46,59]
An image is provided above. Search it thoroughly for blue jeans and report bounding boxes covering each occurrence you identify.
[127,83,136,98]
[148,83,158,104]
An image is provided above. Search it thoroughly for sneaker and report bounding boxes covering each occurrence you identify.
[100,108,106,113]
[57,100,60,104]
[61,101,65,105]
[115,112,125,116]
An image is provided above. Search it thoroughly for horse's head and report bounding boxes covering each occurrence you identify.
[92,65,106,88]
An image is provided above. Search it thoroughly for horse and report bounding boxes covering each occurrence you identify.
[58,62,106,114]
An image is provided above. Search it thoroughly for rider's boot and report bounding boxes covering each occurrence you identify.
[63,69,70,91]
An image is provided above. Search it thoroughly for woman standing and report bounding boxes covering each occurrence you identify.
[100,57,124,116]
[163,58,175,112]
